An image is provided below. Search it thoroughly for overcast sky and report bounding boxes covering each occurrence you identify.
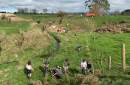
[0,0,130,13]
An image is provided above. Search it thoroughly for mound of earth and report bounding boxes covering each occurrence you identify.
[95,23,130,33]
[0,13,29,22]
[47,24,66,33]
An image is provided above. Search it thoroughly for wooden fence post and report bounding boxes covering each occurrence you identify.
[109,56,112,70]
[122,43,126,72]
[92,63,95,74]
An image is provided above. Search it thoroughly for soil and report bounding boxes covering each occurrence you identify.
[0,13,30,22]
[46,24,66,33]
[95,23,130,33]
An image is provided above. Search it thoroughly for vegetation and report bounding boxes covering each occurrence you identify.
[0,20,30,34]
[0,14,130,85]
[85,0,110,15]
[121,9,130,15]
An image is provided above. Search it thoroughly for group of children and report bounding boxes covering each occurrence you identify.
[24,58,92,79]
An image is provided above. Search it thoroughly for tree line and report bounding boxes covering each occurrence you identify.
[15,8,48,14]
[13,0,130,16]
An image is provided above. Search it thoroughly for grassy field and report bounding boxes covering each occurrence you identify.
[0,14,130,85]
[0,20,30,34]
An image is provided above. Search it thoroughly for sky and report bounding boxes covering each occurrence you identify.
[0,0,130,13]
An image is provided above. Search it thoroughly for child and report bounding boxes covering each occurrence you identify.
[25,60,33,79]
[80,59,87,75]
[52,66,63,79]
[63,59,69,74]
[87,61,92,73]
[43,58,49,76]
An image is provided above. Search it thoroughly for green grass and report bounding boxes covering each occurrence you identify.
[92,15,130,27]
[17,14,58,23]
[49,32,130,85]
[0,20,30,34]
[49,32,130,70]
[0,40,56,85]
[17,14,130,30]
[0,14,130,85]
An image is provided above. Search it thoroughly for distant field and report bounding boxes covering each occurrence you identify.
[17,14,130,26]
[1,14,130,34]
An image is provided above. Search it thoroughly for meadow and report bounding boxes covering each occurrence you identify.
[0,14,130,85]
